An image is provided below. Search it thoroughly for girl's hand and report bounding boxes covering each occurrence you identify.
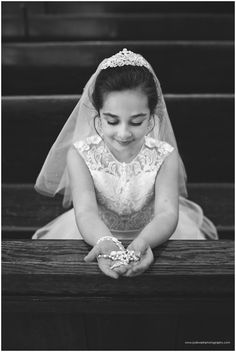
[123,237,154,277]
[84,239,125,279]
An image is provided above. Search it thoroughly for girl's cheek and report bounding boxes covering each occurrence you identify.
[104,126,115,136]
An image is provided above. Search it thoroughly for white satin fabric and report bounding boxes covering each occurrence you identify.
[33,135,218,241]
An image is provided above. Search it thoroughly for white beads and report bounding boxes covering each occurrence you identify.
[96,236,124,251]
[98,249,141,269]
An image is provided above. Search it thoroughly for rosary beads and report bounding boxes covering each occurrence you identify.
[97,249,140,269]
[96,236,124,251]
[96,236,140,270]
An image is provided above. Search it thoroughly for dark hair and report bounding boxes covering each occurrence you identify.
[92,65,158,115]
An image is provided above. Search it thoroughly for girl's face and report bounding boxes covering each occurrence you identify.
[99,89,153,158]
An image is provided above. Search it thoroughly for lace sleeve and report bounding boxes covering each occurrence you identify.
[73,135,102,165]
[72,140,90,164]
[155,141,175,168]
[159,141,174,155]
[73,140,90,152]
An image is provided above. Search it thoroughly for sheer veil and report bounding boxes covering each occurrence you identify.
[35,49,188,208]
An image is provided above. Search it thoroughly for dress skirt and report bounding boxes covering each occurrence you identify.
[32,196,218,240]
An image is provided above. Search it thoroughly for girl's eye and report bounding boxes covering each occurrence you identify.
[107,120,119,125]
[130,122,143,126]
[107,121,143,126]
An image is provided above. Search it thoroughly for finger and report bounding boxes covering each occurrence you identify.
[113,264,130,276]
[140,250,154,268]
[125,253,152,277]
[125,263,145,277]
[126,243,133,250]
[127,243,144,257]
[84,245,100,262]
[99,260,119,279]
[127,259,152,277]
[128,267,146,277]
[123,262,139,277]
[126,244,136,252]
[126,245,142,260]
[122,251,145,277]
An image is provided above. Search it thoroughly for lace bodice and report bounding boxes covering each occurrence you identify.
[73,135,174,232]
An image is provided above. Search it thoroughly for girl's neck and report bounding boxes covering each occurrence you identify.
[103,137,145,164]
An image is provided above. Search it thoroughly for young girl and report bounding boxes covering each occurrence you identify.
[33,48,218,278]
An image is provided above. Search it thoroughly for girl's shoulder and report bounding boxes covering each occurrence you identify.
[73,135,102,152]
[144,136,174,154]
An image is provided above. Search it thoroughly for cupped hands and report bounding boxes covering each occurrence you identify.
[84,237,154,279]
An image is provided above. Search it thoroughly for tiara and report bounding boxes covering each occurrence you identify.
[100,48,151,70]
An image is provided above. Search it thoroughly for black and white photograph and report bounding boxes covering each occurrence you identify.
[2,0,234,350]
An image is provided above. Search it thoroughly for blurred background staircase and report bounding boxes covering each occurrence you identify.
[2,1,234,240]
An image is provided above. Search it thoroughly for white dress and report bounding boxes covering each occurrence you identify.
[32,135,218,240]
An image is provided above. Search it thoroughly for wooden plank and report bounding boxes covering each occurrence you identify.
[2,306,234,350]
[177,315,234,350]
[3,295,234,315]
[44,2,234,14]
[2,2,45,15]
[2,95,234,182]
[2,1,234,15]
[2,240,234,296]
[3,14,234,41]
[2,311,88,350]
[2,41,234,94]
[2,235,234,349]
[2,309,234,350]
[2,183,234,239]
[2,16,25,39]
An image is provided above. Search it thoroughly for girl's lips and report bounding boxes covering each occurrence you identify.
[115,139,133,145]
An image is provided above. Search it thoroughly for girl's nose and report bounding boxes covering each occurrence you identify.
[117,124,132,140]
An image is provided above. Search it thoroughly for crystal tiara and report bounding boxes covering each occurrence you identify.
[100,48,151,70]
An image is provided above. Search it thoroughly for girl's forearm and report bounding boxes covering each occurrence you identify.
[137,211,178,249]
[75,210,113,246]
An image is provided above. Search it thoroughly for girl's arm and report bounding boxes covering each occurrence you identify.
[122,149,179,277]
[67,146,113,246]
[137,148,179,248]
[67,146,124,279]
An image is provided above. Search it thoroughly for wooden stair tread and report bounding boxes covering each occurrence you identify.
[3,14,234,41]
[3,2,234,15]
[39,2,236,14]
[2,183,234,240]
[2,41,234,94]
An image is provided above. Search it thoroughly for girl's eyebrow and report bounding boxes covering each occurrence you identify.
[103,113,147,119]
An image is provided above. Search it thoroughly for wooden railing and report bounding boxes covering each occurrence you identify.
[2,239,234,350]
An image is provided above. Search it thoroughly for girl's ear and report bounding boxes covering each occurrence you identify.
[94,115,104,137]
[147,115,155,135]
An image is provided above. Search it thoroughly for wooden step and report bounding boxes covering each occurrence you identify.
[2,2,234,15]
[43,2,235,14]
[2,239,234,350]
[3,14,234,41]
[2,2,45,15]
[2,94,234,183]
[2,183,234,240]
[2,41,234,95]
[2,16,25,39]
